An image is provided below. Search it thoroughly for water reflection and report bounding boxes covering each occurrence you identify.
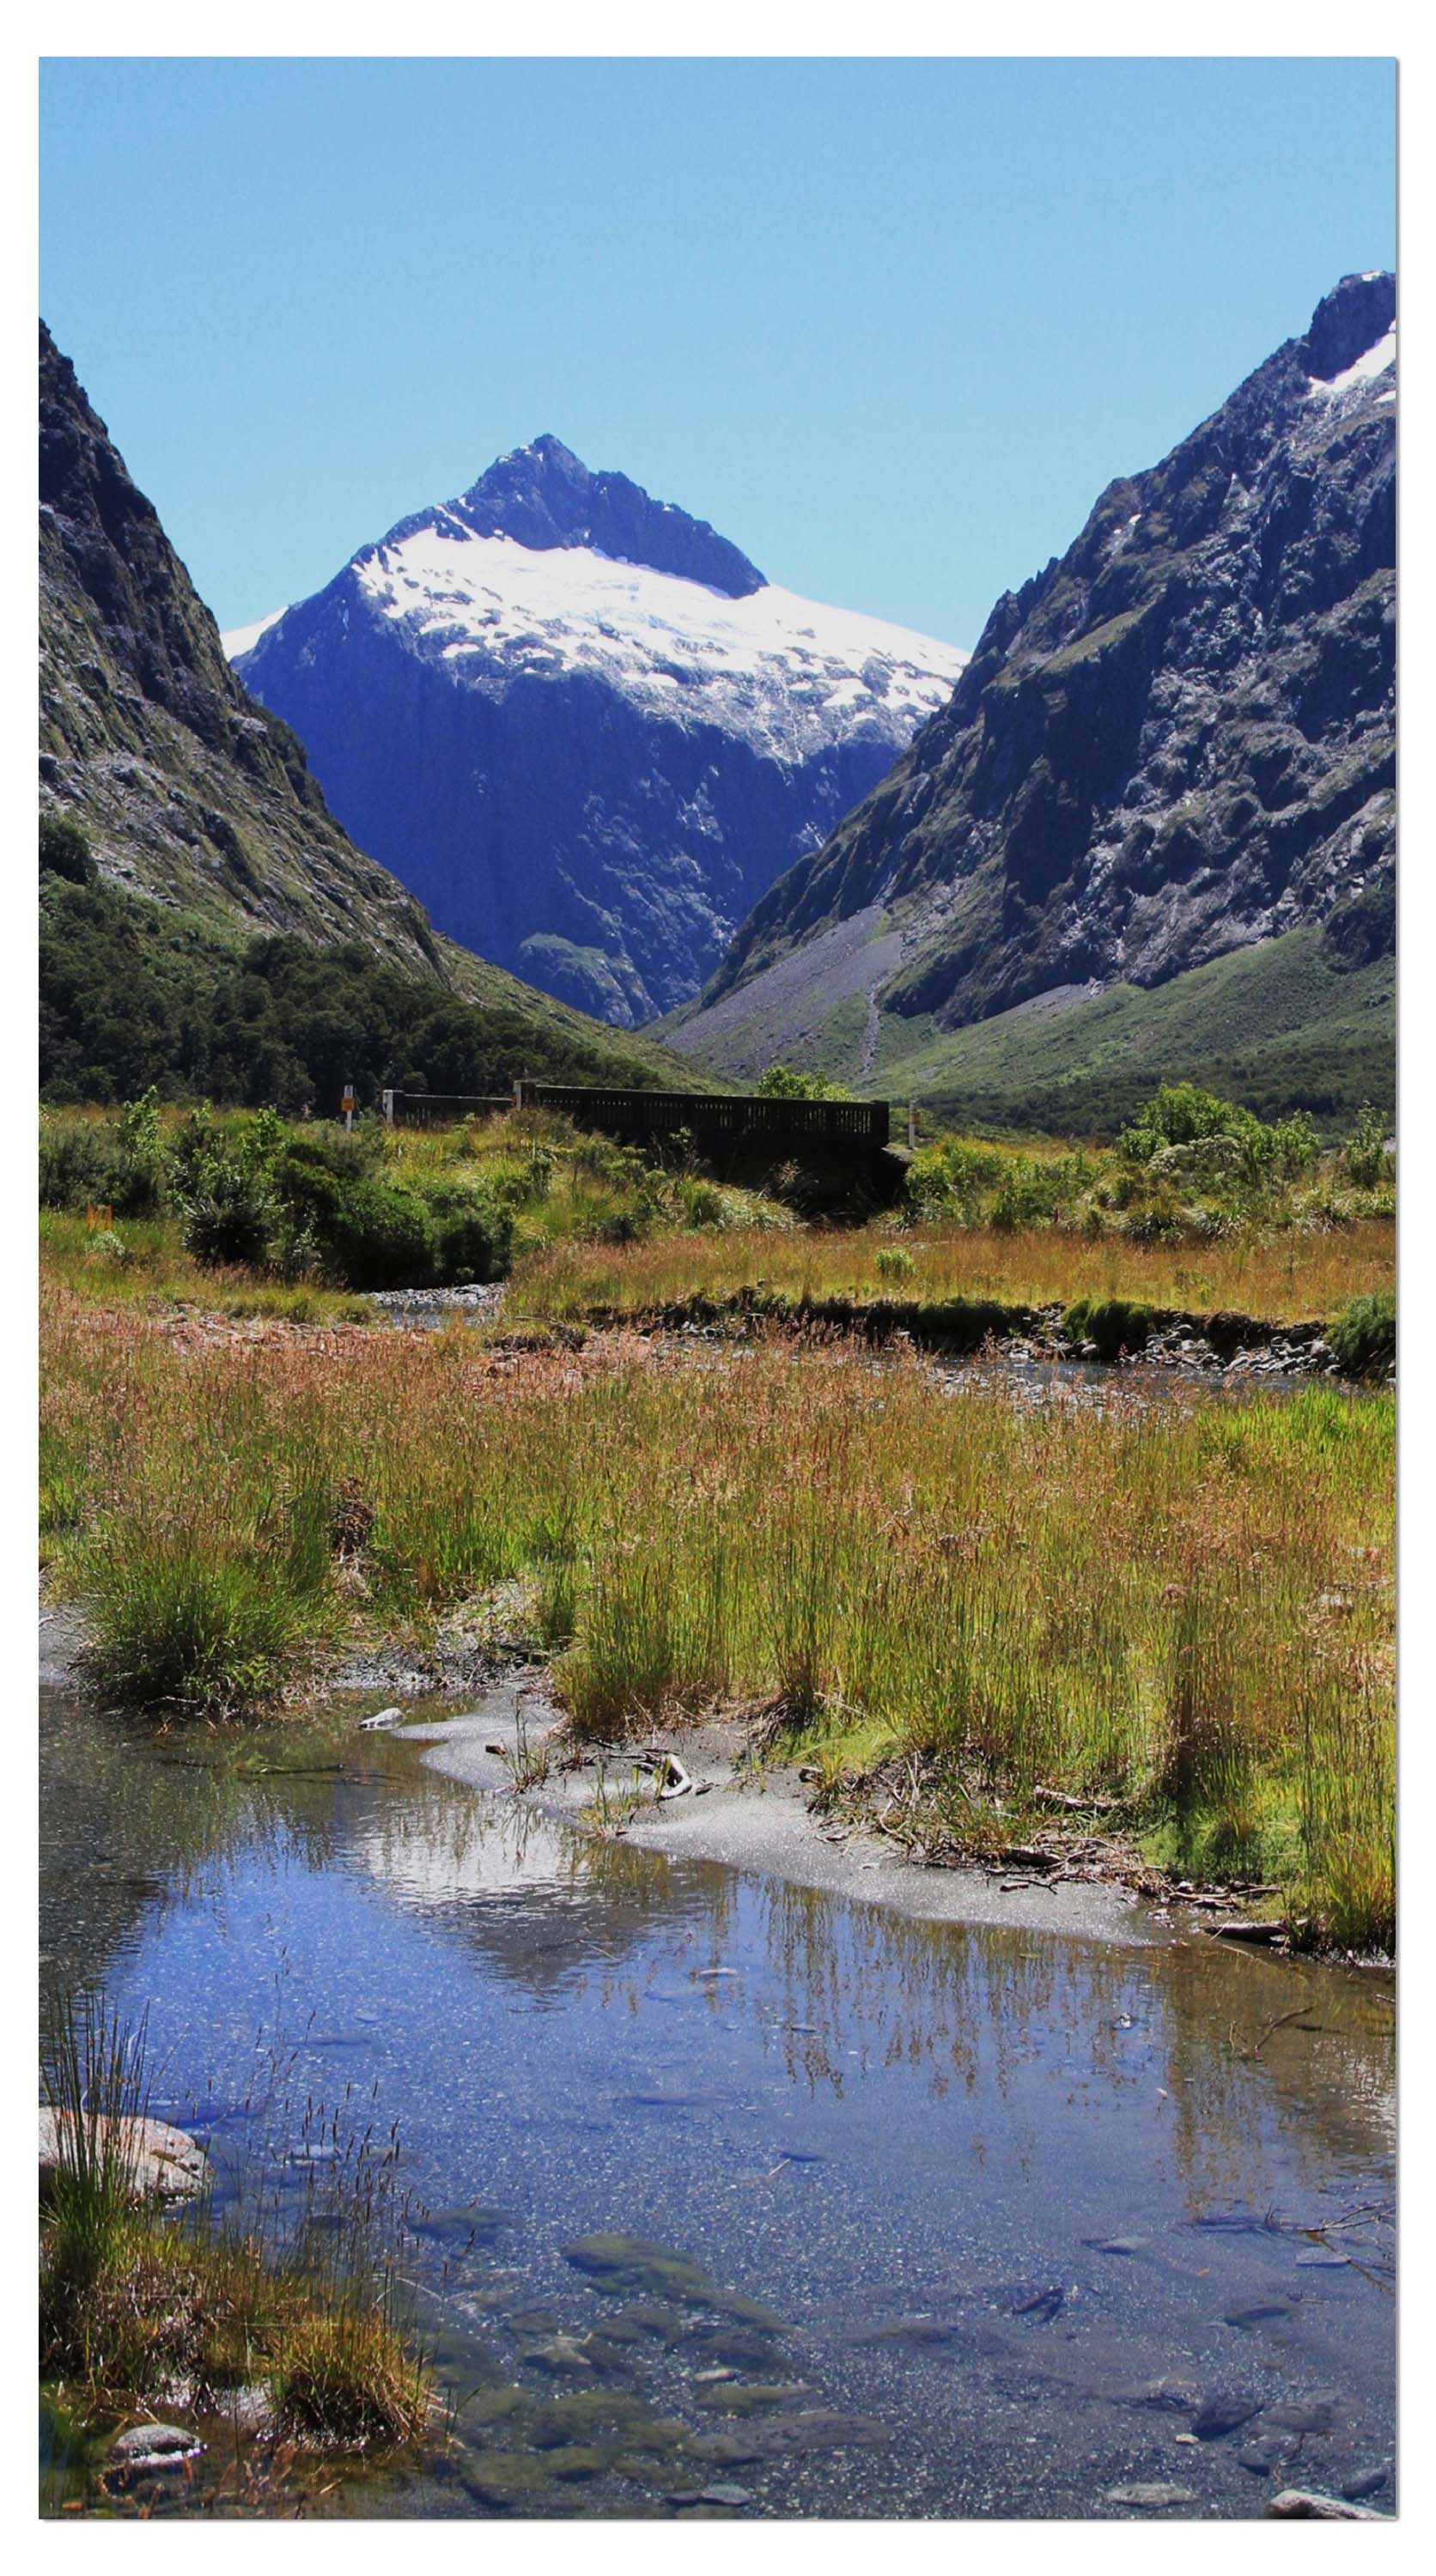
[40,1689,1395,2520]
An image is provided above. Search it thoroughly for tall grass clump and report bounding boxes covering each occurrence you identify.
[82,1515,329,1716]
[1329,1288,1396,1380]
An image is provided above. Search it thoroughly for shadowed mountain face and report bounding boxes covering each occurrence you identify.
[678,274,1395,1083]
[39,323,443,972]
[232,437,965,1024]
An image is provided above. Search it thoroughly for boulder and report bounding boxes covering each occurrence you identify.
[40,2107,210,2204]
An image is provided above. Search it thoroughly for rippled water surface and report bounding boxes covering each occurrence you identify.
[40,1688,1395,2519]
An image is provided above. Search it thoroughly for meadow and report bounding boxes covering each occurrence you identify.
[41,1280,1394,1949]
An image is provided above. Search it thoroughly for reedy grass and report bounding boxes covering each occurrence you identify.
[43,1283,1393,1945]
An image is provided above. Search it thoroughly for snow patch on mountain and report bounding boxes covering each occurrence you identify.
[1308,324,1396,399]
[336,525,964,761]
[221,605,288,659]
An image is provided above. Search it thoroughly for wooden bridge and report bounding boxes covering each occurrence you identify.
[381,1079,891,1157]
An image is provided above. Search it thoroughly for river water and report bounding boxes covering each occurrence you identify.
[40,1686,1395,2519]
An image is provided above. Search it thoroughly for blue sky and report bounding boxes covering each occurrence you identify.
[40,56,1395,646]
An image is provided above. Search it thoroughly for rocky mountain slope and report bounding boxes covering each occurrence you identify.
[39,325,714,1100]
[230,436,964,1024]
[40,321,443,973]
[670,273,1395,1100]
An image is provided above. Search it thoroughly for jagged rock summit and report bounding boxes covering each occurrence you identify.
[231,439,965,1022]
[396,430,767,596]
[39,321,441,971]
[673,273,1395,1084]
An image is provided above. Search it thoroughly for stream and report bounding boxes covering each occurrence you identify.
[40,1686,1395,2519]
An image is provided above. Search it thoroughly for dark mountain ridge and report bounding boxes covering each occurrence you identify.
[39,320,441,971]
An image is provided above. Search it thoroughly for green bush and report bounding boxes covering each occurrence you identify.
[180,1161,276,1267]
[1342,1103,1395,1192]
[1329,1290,1396,1379]
[39,1123,131,1214]
[755,1064,843,1100]
[277,1158,436,1291]
[1121,1083,1317,1182]
[1064,1296,1152,1361]
[430,1194,514,1285]
[40,812,94,886]
[874,1245,916,1282]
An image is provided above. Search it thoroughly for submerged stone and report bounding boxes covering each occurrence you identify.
[1193,2392,1261,2440]
[1104,2482,1196,2508]
[544,2445,608,2481]
[694,2380,801,2417]
[459,2450,551,2507]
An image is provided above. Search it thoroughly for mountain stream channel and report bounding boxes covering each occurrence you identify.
[40,1631,1395,2524]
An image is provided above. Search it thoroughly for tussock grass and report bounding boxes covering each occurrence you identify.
[43,1281,1394,1943]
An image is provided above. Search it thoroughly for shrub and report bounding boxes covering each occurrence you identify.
[39,1122,131,1213]
[1329,1290,1396,1379]
[1342,1103,1395,1192]
[1064,1296,1152,1361]
[40,811,95,885]
[431,1194,514,1285]
[874,1245,916,1282]
[181,1161,276,1267]
[1121,1083,1317,1182]
[755,1064,843,1099]
[281,1163,436,1291]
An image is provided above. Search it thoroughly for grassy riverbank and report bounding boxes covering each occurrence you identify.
[508,1218,1394,1333]
[42,1287,1394,1948]
[40,1997,430,2458]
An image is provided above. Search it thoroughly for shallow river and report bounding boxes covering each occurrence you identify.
[40,1687,1395,2519]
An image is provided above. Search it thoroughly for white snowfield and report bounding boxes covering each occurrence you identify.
[221,605,288,659]
[1308,324,1396,402]
[323,522,968,762]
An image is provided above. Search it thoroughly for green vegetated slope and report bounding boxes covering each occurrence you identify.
[867,927,1395,1135]
[40,875,714,1109]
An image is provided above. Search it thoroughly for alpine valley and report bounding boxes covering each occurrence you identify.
[666,274,1396,1133]
[229,437,965,1025]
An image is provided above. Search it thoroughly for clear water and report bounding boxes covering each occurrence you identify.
[40,1687,1395,2519]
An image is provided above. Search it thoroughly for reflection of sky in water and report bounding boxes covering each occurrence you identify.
[41,1694,1395,2520]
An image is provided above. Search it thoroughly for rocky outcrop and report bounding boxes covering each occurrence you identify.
[233,437,964,1023]
[695,275,1396,1049]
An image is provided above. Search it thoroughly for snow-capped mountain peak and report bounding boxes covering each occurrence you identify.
[230,443,966,1024]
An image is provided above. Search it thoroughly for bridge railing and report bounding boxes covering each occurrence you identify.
[380,1084,890,1151]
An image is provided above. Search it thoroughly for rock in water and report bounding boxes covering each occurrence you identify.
[1104,2482,1196,2508]
[40,2107,210,2203]
[1192,2392,1261,2440]
[1266,2488,1390,2519]
[108,2424,206,2473]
